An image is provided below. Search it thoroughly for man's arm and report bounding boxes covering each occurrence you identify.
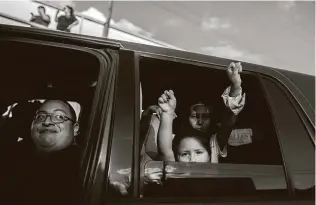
[30,13,35,21]
[217,62,245,151]
[42,14,50,22]
[157,90,177,161]
[54,10,60,22]
[67,19,79,30]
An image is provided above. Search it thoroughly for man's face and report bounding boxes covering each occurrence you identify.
[31,100,76,153]
[188,104,211,132]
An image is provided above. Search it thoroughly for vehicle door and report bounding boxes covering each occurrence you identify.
[0,24,136,205]
[106,49,315,204]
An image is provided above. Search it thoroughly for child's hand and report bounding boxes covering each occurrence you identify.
[158,90,176,115]
[227,62,242,86]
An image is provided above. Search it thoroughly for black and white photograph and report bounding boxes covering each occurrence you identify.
[0,0,314,205]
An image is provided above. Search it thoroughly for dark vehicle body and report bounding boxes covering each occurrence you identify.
[0,25,314,205]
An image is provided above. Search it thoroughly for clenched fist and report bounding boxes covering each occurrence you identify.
[158,90,176,115]
[227,62,242,86]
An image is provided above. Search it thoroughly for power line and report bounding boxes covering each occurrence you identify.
[149,2,200,26]
[147,1,212,43]
[149,1,243,47]
[149,1,313,70]
[177,1,313,45]
[171,2,204,23]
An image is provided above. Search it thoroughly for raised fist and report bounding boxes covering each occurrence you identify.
[227,62,242,86]
[158,90,176,114]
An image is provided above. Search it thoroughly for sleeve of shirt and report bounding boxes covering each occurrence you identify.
[221,85,246,115]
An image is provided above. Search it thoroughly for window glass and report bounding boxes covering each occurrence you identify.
[0,40,101,205]
[138,57,288,198]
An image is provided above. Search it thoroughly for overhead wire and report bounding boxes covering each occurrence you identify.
[149,1,244,46]
[148,1,313,72]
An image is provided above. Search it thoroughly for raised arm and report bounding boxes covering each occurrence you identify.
[217,62,245,150]
[227,62,242,98]
[54,10,60,23]
[30,13,35,22]
[157,90,177,161]
[42,14,51,22]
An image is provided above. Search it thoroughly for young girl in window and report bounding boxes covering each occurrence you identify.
[157,62,246,163]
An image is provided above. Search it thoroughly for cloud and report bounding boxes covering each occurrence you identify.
[81,7,106,22]
[115,19,154,38]
[218,40,229,45]
[278,1,296,11]
[164,18,184,27]
[201,44,262,64]
[201,17,231,31]
[81,7,153,38]
[294,14,301,21]
[81,7,114,24]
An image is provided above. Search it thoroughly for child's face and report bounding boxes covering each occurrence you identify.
[189,104,211,132]
[177,137,210,162]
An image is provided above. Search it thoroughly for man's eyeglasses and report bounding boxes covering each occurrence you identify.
[33,112,75,124]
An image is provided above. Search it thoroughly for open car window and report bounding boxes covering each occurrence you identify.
[140,57,283,165]
[0,39,109,205]
[138,56,288,199]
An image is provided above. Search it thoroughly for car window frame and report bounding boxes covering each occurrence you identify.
[0,36,119,205]
[129,52,293,202]
[79,48,119,205]
[104,49,139,202]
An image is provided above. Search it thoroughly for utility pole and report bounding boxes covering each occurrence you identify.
[103,0,114,38]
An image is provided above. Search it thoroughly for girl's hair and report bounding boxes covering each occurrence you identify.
[190,101,213,114]
[172,130,211,161]
[65,5,75,17]
[182,101,212,117]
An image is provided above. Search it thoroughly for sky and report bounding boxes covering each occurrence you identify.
[69,0,315,75]
[0,1,314,75]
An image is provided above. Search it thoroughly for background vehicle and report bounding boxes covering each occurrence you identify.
[0,24,314,205]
